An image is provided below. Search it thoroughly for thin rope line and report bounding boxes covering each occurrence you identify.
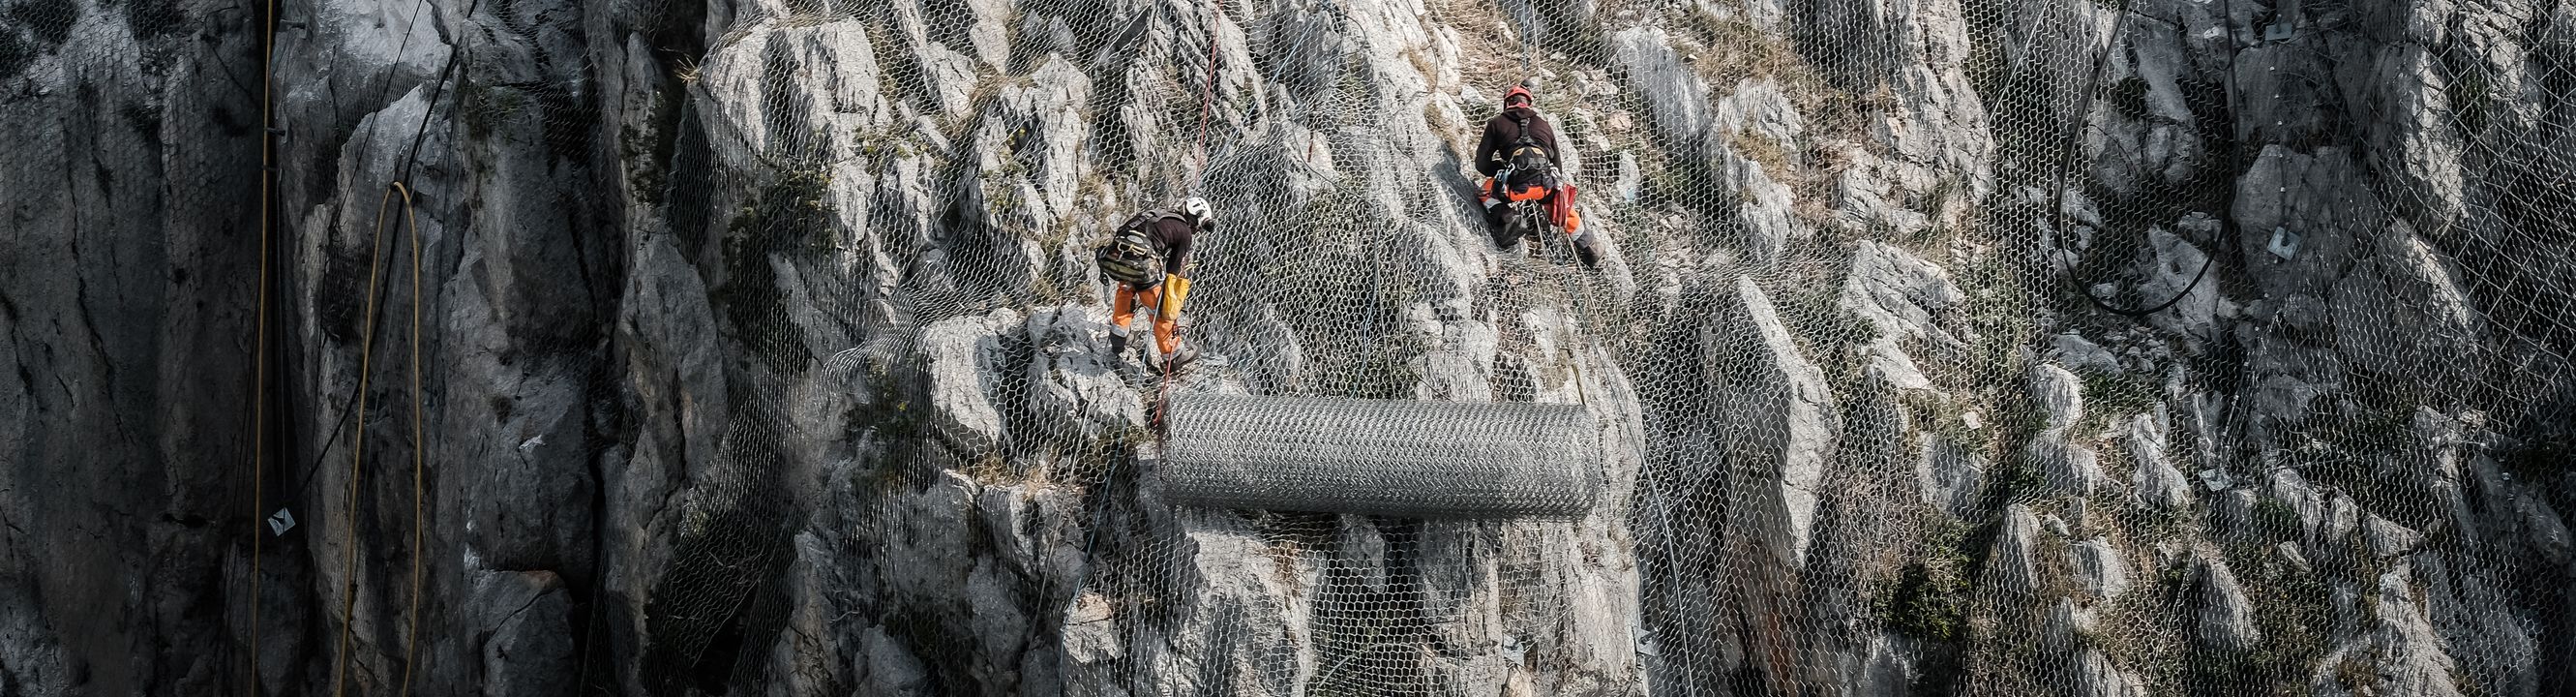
[2037,0,2215,318]
[393,181,428,697]
[296,9,475,553]
[1191,0,1224,191]
[331,185,402,697]
[249,0,278,691]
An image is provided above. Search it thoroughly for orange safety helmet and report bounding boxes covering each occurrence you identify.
[1502,85,1533,106]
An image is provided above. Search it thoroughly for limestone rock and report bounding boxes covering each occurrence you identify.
[1129,510,1321,696]
[2028,439,2112,499]
[1829,145,1938,238]
[1714,78,1805,159]
[2323,492,2362,543]
[10,0,2573,692]
[2050,333,2123,376]
[920,309,1027,451]
[1875,0,1994,201]
[1709,277,1842,564]
[2122,413,2192,510]
[2070,537,2132,604]
[476,571,576,697]
[1841,242,1964,343]
[2138,219,2219,340]
[2074,648,2146,697]
[2525,499,2573,566]
[859,622,936,695]
[2364,514,2424,559]
[976,484,1083,583]
[2232,147,2386,299]
[697,20,892,165]
[2022,362,2113,498]
[1059,592,1121,666]
[1985,505,2047,594]
[2345,44,2468,230]
[2028,363,2086,431]
[2197,557,2261,652]
[2312,563,2468,697]
[976,57,1095,221]
[1917,434,1986,519]
[2239,330,2348,434]
[1850,631,1921,697]
[1026,306,1148,439]
[1720,147,1801,267]
[2329,224,2485,378]
[1610,28,1714,155]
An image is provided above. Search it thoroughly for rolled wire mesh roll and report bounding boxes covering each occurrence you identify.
[1155,394,1599,518]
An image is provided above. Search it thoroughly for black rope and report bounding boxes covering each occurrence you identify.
[398,22,476,183]
[2040,0,2218,318]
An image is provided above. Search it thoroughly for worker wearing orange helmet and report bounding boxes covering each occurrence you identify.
[1473,83,1596,267]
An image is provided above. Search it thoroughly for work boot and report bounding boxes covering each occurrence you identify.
[1109,330,1130,358]
[1162,344,1201,372]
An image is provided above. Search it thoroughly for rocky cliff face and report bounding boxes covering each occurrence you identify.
[3,0,2571,695]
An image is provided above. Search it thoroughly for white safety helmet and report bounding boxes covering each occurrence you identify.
[1181,197,1213,227]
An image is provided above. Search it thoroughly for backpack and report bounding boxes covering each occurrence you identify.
[1505,114,1554,187]
[1096,210,1176,288]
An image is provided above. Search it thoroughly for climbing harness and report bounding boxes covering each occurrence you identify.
[1506,114,1553,183]
[1098,210,1182,287]
[1099,233,1165,287]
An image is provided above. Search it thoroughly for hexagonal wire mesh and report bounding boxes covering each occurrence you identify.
[273,0,2576,693]
[625,0,2576,694]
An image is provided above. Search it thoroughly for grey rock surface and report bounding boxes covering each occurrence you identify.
[1710,275,1841,565]
[2198,557,2261,652]
[5,0,2573,694]
[2050,333,2123,375]
[1986,504,2046,594]
[1917,434,1986,519]
[2122,413,2193,510]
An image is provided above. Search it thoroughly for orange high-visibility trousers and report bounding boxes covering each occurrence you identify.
[1112,282,1180,355]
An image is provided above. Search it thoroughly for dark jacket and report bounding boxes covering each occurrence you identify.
[1146,215,1195,276]
[1474,105,1561,177]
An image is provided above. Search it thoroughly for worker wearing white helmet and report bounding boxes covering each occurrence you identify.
[1095,197,1213,368]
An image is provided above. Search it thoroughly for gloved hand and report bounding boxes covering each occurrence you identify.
[1157,275,1192,318]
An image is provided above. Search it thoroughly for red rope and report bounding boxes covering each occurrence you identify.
[1162,0,1223,437]
[1169,0,1221,430]
[1155,353,1175,436]
[1191,0,1223,189]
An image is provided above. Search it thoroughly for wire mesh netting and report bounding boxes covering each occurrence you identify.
[597,0,2576,693]
[181,0,2576,693]
[1158,394,1599,517]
